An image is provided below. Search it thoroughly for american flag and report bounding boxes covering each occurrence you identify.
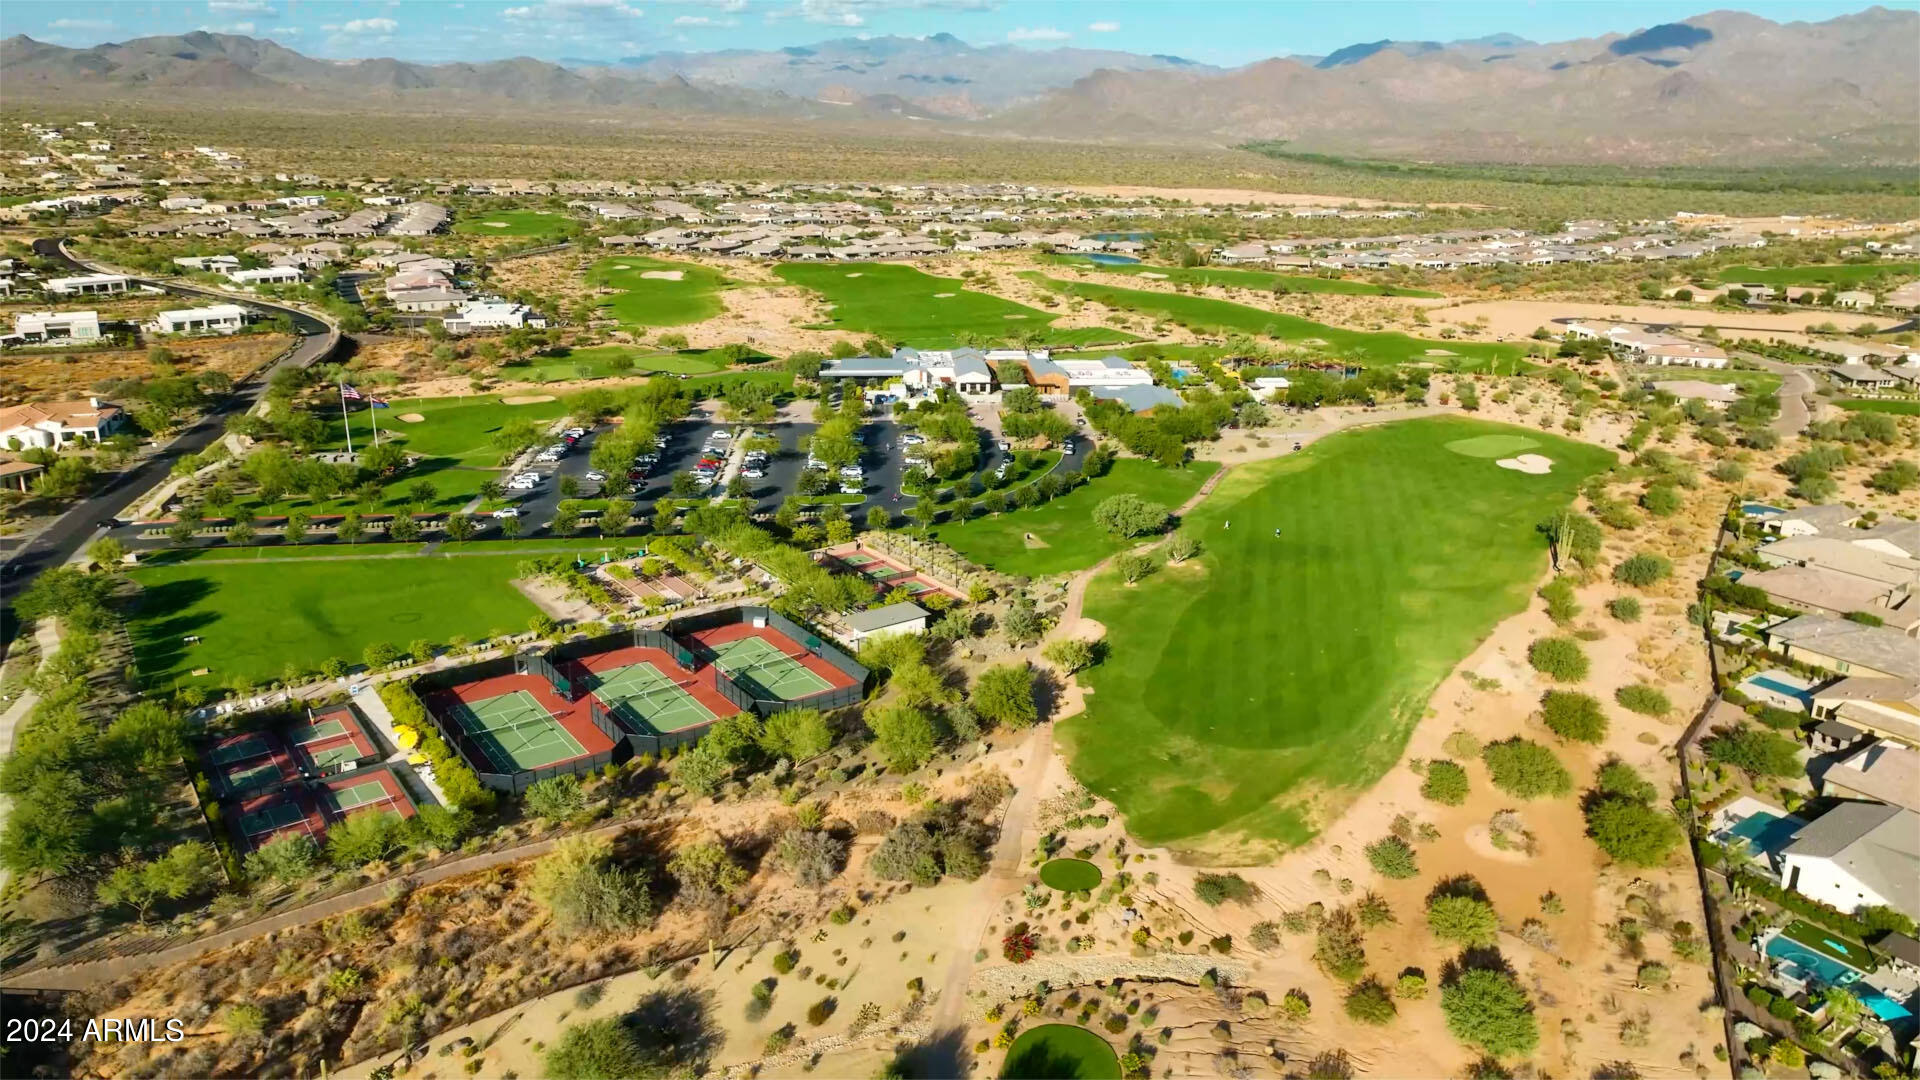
[340,384,363,401]
[368,397,390,408]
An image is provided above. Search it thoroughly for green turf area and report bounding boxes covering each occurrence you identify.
[1038,858,1104,892]
[1060,418,1616,853]
[592,662,717,734]
[1835,398,1920,415]
[1046,255,1441,297]
[776,262,1137,348]
[586,257,734,327]
[514,344,753,381]
[930,460,1219,578]
[1626,365,1783,397]
[452,209,569,236]
[1782,920,1877,973]
[1000,1025,1120,1080]
[126,554,541,688]
[1716,262,1920,288]
[241,395,571,516]
[1021,273,1527,373]
[711,637,834,701]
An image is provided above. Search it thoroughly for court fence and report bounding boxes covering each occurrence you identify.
[672,605,870,714]
[587,697,708,758]
[404,673,617,796]
[517,650,579,702]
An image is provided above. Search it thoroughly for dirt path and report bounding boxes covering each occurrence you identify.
[928,723,1055,1031]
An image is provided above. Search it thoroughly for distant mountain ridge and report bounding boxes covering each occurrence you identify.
[4,7,1915,165]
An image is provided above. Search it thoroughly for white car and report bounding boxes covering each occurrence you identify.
[904,455,927,467]
[709,429,732,441]
[998,440,1011,452]
[902,433,926,446]
[743,467,766,479]
[839,465,864,478]
[840,482,863,494]
[994,463,1010,480]
[493,507,521,519]
[565,427,587,438]
[1062,440,1078,454]
[584,470,607,483]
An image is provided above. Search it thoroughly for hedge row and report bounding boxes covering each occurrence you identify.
[379,681,495,813]
[1728,866,1878,950]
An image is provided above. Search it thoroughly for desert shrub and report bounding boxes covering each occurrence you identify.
[1427,894,1500,948]
[1613,553,1672,588]
[1540,690,1608,743]
[1607,596,1642,622]
[1614,684,1672,716]
[1527,637,1590,682]
[1193,872,1256,906]
[1364,837,1418,880]
[1481,738,1572,799]
[1441,969,1539,1058]
[1344,980,1397,1025]
[1421,760,1470,806]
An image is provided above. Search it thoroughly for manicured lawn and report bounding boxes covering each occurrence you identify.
[515,345,748,381]
[1061,418,1616,853]
[1835,398,1920,415]
[126,555,542,688]
[245,395,571,515]
[1046,255,1442,297]
[1038,858,1104,892]
[1629,364,1782,396]
[586,256,733,327]
[452,208,569,236]
[1022,274,1526,372]
[1782,919,1877,973]
[929,459,1219,578]
[1000,1025,1120,1080]
[776,262,1138,348]
[1717,263,1920,288]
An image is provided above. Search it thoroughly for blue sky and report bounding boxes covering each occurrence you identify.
[2,1,1905,66]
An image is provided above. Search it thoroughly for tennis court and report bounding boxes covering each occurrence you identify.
[710,636,834,701]
[303,740,363,770]
[328,779,400,815]
[288,717,348,745]
[838,553,879,568]
[591,661,717,734]
[211,732,271,765]
[238,800,313,841]
[446,689,589,772]
[225,758,284,792]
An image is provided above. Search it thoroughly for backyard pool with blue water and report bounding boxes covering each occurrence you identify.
[1764,936,1916,1022]
[1078,253,1141,265]
[1718,811,1803,858]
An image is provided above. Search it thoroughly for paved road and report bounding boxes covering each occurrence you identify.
[1735,353,1819,436]
[0,239,341,650]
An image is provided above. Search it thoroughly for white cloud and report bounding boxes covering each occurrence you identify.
[674,14,737,26]
[1006,26,1069,42]
[502,0,643,20]
[780,0,995,27]
[207,0,276,13]
[504,6,534,15]
[335,17,398,34]
[49,18,116,30]
[1087,20,1119,32]
[200,21,258,34]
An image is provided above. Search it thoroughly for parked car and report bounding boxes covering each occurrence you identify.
[743,467,766,480]
[709,429,732,441]
[902,433,926,446]
[493,507,521,519]
[998,440,1011,452]
[584,470,606,483]
[840,482,863,494]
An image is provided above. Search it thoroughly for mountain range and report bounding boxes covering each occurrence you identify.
[3,7,1915,165]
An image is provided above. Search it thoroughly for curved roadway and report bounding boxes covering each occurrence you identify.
[1,239,342,648]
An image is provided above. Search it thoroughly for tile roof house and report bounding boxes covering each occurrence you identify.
[1817,741,1920,813]
[1779,801,1920,919]
[1767,615,1920,680]
[1761,505,1861,538]
[0,398,125,449]
[1810,677,1920,746]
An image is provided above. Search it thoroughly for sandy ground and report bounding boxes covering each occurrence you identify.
[1060,184,1482,209]
[1422,299,1904,344]
[0,332,294,405]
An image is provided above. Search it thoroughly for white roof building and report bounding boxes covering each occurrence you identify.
[45,273,131,297]
[227,266,303,287]
[9,310,101,344]
[155,304,249,335]
[442,300,545,334]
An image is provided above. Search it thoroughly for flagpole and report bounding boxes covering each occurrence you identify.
[369,398,379,448]
[340,381,353,456]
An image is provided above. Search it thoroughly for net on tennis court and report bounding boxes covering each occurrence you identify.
[330,780,396,813]
[211,734,271,765]
[239,801,308,838]
[288,718,348,745]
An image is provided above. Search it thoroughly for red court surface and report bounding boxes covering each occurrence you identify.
[319,767,417,822]
[421,670,619,770]
[568,642,738,723]
[817,543,962,603]
[289,704,380,773]
[232,787,326,853]
[684,621,861,698]
[208,730,301,796]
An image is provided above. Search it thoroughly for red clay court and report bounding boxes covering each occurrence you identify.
[817,543,961,603]
[422,668,619,775]
[685,620,861,703]
[232,765,417,853]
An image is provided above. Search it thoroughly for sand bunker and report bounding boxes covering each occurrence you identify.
[502,394,557,405]
[1004,314,1028,320]
[396,413,427,423]
[1496,454,1554,474]
[612,264,631,269]
[480,222,510,229]
[1023,532,1051,549]
[641,270,685,282]
[1139,272,1169,280]
[845,272,863,278]
[933,292,956,298]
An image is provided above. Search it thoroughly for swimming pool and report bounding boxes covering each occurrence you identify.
[1766,935,1863,988]
[1718,811,1803,858]
[1856,985,1915,1023]
[1742,502,1786,517]
[1743,672,1813,705]
[1078,253,1141,265]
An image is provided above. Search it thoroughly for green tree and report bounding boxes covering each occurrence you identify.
[327,811,406,867]
[96,841,222,921]
[1540,691,1608,743]
[336,512,365,544]
[444,513,475,541]
[1441,969,1539,1059]
[760,707,833,763]
[1092,493,1171,538]
[1427,894,1501,948]
[1421,760,1470,806]
[1042,637,1098,674]
[544,1018,655,1080]
[246,832,321,884]
[1365,836,1419,879]
[1702,725,1802,777]
[1344,980,1398,1026]
[1584,797,1683,867]
[525,774,587,822]
[971,664,1037,731]
[1481,738,1572,799]
[668,840,749,908]
[869,705,939,772]
[528,835,655,935]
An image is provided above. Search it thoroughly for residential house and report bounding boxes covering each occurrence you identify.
[154,304,249,335]
[227,266,303,288]
[173,255,241,272]
[45,273,131,297]
[1747,536,1919,628]
[1767,615,1920,680]
[1760,504,1860,538]
[1818,741,1920,814]
[1651,380,1741,408]
[1851,519,1920,560]
[1828,364,1899,393]
[0,398,124,448]
[1809,678,1920,746]
[441,300,544,334]
[1778,801,1919,919]
[841,602,932,646]
[1083,384,1184,413]
[8,310,101,344]
[1834,290,1875,309]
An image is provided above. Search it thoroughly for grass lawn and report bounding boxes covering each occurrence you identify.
[1022,273,1526,373]
[587,256,733,327]
[1000,1025,1120,1080]
[776,262,1138,348]
[1628,364,1783,396]
[930,459,1219,578]
[1716,263,1920,288]
[126,554,542,688]
[514,344,752,381]
[244,395,571,516]
[452,208,569,237]
[1046,255,1442,297]
[1038,858,1104,892]
[1835,398,1920,415]
[1782,919,1877,973]
[1061,418,1616,854]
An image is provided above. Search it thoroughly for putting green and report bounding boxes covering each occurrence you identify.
[586,257,733,327]
[452,209,567,237]
[1000,1025,1120,1080]
[1446,434,1541,458]
[1062,418,1616,855]
[776,262,1136,348]
[1038,858,1103,892]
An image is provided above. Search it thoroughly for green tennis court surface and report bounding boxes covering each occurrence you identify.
[711,637,833,701]
[447,689,588,772]
[226,759,283,792]
[838,553,878,568]
[288,718,348,745]
[304,741,362,769]
[329,780,397,813]
[591,661,716,734]
[212,733,271,765]
[239,801,308,838]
